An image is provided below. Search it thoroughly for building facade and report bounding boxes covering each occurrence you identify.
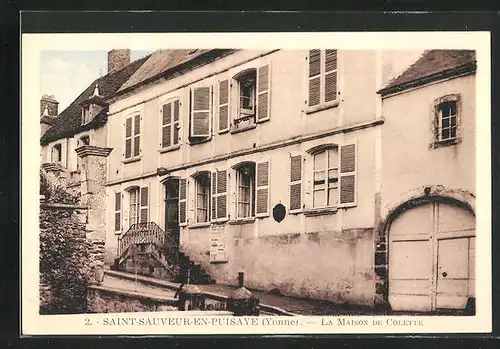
[377,50,476,312]
[105,49,428,306]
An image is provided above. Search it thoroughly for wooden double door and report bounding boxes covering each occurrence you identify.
[388,201,475,312]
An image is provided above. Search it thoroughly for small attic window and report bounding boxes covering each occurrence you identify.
[82,106,92,125]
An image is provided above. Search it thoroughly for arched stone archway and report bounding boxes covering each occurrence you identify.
[374,186,475,312]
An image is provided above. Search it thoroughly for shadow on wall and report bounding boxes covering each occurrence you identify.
[185,229,376,306]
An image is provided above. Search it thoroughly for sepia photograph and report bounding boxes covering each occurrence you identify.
[22,32,491,335]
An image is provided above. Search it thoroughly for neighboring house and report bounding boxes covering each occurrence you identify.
[105,48,412,306]
[377,50,477,312]
[39,49,148,250]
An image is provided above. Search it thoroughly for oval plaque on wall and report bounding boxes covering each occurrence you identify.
[272,203,286,223]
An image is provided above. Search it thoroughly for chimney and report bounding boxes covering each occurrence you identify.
[40,94,59,118]
[108,49,131,74]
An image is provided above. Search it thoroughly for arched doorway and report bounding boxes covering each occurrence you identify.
[164,178,180,245]
[388,199,475,312]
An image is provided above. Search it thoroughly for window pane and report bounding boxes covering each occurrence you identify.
[442,118,450,128]
[451,116,457,127]
[450,126,457,138]
[313,189,325,208]
[314,170,325,184]
[328,169,338,180]
[327,149,338,168]
[314,151,325,170]
[442,128,450,140]
[450,101,457,115]
[328,187,338,206]
[133,135,140,156]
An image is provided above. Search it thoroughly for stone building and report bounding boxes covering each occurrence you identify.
[40,48,477,312]
[377,50,476,312]
[40,49,147,261]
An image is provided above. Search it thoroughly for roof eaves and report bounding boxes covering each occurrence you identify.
[377,61,477,97]
[109,49,238,102]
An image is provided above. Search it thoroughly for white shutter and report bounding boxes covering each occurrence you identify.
[161,102,172,148]
[308,49,321,107]
[140,186,149,223]
[324,49,338,103]
[211,171,217,222]
[255,159,270,217]
[256,64,271,122]
[339,141,357,207]
[114,191,121,233]
[190,86,212,138]
[216,170,228,220]
[179,178,188,225]
[218,79,230,132]
[289,154,303,212]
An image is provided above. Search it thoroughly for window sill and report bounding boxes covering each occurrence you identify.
[158,144,181,154]
[228,217,255,225]
[304,207,338,217]
[122,156,142,164]
[230,124,257,135]
[305,100,340,115]
[188,222,211,229]
[430,137,462,149]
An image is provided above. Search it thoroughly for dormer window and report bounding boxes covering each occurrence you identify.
[233,69,257,130]
[82,106,92,125]
[51,143,62,165]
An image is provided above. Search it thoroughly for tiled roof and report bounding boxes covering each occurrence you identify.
[118,49,211,93]
[40,56,149,145]
[378,50,476,96]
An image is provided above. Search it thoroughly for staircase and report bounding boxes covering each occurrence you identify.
[113,222,215,285]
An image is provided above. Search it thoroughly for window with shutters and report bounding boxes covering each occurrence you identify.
[232,69,257,131]
[51,143,62,165]
[128,187,140,226]
[312,148,339,208]
[305,142,357,213]
[194,172,211,223]
[189,86,212,143]
[307,49,339,112]
[431,94,462,148]
[230,64,271,133]
[124,114,141,160]
[161,99,180,150]
[114,192,121,233]
[235,163,256,218]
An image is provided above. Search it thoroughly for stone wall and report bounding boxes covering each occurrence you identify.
[39,168,105,314]
[87,287,177,313]
[183,228,376,306]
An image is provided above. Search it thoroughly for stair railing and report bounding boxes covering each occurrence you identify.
[117,221,179,262]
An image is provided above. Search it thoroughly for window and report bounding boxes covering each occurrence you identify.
[434,94,460,144]
[81,106,91,125]
[129,188,140,226]
[161,99,180,149]
[312,148,339,208]
[234,69,257,130]
[125,114,141,159]
[51,144,62,165]
[235,163,256,218]
[306,143,357,211]
[194,173,211,223]
[78,135,90,147]
[308,49,338,108]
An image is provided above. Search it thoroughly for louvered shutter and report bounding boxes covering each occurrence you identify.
[324,49,338,103]
[339,142,357,206]
[162,102,172,148]
[256,160,270,216]
[125,118,132,158]
[308,49,321,107]
[114,192,121,232]
[216,170,228,219]
[140,186,149,223]
[179,178,187,225]
[289,155,302,212]
[133,114,141,157]
[173,100,180,145]
[256,64,271,122]
[218,79,230,132]
[190,86,211,138]
[211,172,217,221]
